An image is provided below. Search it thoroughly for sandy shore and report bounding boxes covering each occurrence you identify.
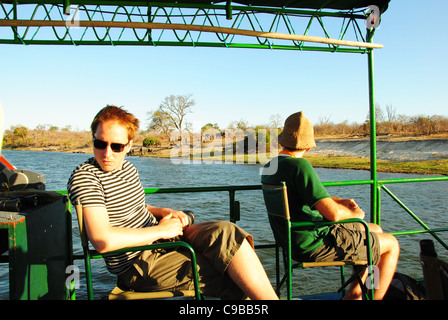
[309,137,448,161]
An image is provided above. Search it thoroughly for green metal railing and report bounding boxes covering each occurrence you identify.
[377,178,448,249]
[61,175,448,251]
[137,177,448,252]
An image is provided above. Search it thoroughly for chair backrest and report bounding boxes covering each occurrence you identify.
[261,181,290,221]
[74,199,89,249]
[262,181,294,299]
[261,181,292,252]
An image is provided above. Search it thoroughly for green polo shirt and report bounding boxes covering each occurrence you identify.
[261,155,331,257]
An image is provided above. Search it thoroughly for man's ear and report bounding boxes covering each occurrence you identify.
[126,140,133,152]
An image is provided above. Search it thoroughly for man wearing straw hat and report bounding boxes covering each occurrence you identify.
[261,111,400,300]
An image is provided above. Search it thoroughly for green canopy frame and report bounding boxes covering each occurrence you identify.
[0,1,384,50]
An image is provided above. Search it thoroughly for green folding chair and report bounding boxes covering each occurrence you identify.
[262,182,374,300]
[73,199,202,300]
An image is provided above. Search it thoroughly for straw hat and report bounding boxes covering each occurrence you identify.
[278,111,316,150]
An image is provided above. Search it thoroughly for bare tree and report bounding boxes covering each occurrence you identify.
[366,103,385,123]
[268,114,283,128]
[315,115,333,135]
[157,94,195,137]
[385,104,397,122]
[235,119,249,131]
[431,115,448,134]
[317,115,332,126]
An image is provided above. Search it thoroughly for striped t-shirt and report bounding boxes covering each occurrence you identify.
[67,157,157,275]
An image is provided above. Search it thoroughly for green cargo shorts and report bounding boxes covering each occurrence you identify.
[117,220,252,299]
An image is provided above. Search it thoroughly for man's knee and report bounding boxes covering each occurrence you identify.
[379,233,400,256]
[368,223,383,233]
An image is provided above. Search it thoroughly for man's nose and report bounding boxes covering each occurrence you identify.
[103,145,113,157]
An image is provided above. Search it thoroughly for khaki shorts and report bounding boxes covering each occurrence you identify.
[303,223,381,266]
[117,221,252,299]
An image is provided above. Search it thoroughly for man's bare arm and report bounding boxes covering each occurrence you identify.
[314,197,365,222]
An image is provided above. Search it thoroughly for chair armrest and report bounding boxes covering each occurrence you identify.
[104,241,196,257]
[290,218,370,233]
[86,241,197,258]
[290,218,373,266]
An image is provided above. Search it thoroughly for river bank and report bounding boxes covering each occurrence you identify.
[308,136,448,175]
[131,135,448,175]
[310,137,448,162]
[4,135,448,175]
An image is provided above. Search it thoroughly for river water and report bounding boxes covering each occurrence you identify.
[1,150,447,299]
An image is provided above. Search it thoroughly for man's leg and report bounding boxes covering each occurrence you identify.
[226,238,279,300]
[373,232,400,299]
[343,223,400,300]
[120,248,246,299]
[184,221,278,300]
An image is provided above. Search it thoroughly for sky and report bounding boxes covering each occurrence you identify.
[0,1,447,133]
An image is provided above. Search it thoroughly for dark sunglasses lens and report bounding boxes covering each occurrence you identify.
[110,143,125,153]
[93,138,127,152]
[93,139,108,150]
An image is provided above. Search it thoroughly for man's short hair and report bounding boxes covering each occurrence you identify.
[91,105,140,140]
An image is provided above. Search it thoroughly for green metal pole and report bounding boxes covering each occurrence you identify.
[63,0,71,15]
[12,0,18,44]
[367,31,379,225]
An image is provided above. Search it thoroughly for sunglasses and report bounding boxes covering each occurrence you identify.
[93,136,129,153]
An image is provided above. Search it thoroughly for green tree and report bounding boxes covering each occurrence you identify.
[143,136,159,147]
[147,109,174,137]
[13,126,28,140]
[201,123,220,132]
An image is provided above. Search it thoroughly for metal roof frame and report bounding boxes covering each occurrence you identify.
[0,1,385,51]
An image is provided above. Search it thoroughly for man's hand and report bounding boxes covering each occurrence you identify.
[169,210,191,228]
[333,198,360,210]
[333,198,365,218]
[315,197,365,221]
[157,213,184,239]
[148,205,190,228]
